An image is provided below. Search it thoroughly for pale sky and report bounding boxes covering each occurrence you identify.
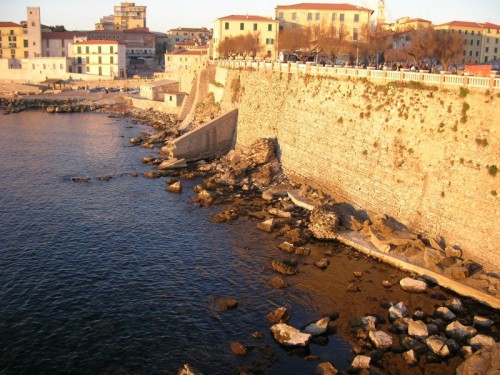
[2,0,499,32]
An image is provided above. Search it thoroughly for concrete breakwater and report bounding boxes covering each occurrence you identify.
[214,68,499,272]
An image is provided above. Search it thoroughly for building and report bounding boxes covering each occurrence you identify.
[385,17,432,32]
[166,27,211,50]
[0,22,28,59]
[434,21,500,64]
[140,79,179,100]
[275,3,373,41]
[113,2,146,30]
[42,32,87,57]
[213,15,279,60]
[95,15,115,31]
[72,40,126,77]
[165,47,209,71]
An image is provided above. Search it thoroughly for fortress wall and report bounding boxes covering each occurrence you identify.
[218,68,500,270]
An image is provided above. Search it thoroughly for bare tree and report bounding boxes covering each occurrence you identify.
[278,27,315,62]
[359,23,391,66]
[433,30,464,71]
[316,24,351,64]
[403,28,437,68]
[218,37,239,59]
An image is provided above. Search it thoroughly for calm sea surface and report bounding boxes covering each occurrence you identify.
[0,111,357,374]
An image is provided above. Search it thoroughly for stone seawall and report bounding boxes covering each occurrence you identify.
[217,68,499,271]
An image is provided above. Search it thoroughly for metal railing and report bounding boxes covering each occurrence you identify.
[213,60,500,90]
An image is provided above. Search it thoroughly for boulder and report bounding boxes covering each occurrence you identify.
[445,298,464,313]
[269,207,292,218]
[166,181,183,193]
[304,317,330,335]
[435,307,456,321]
[267,307,291,324]
[267,276,289,289]
[278,241,295,253]
[361,316,377,331]
[446,321,477,340]
[257,218,275,233]
[192,189,214,206]
[369,330,393,349]
[230,341,247,356]
[308,206,339,240]
[403,349,418,366]
[216,298,238,312]
[270,323,312,347]
[351,355,371,369]
[314,258,330,270]
[316,362,339,375]
[271,260,298,276]
[177,364,204,375]
[473,316,494,329]
[426,336,450,357]
[456,343,500,375]
[287,190,316,210]
[143,171,162,179]
[389,302,408,321]
[469,334,496,350]
[400,278,427,293]
[408,320,429,338]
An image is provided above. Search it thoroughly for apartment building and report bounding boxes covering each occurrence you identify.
[87,28,155,61]
[167,27,211,50]
[275,3,373,42]
[213,15,279,60]
[165,47,209,70]
[72,40,126,77]
[0,22,28,59]
[114,2,146,30]
[42,32,87,57]
[384,17,432,32]
[434,21,500,64]
[95,15,115,31]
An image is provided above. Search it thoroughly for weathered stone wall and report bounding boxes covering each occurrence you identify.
[218,68,500,271]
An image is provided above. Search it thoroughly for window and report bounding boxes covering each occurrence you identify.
[470,39,473,45]
[340,13,345,22]
[86,66,89,72]
[475,51,479,56]
[31,22,35,27]
[307,13,312,21]
[353,28,358,41]
[487,37,490,43]
[486,47,489,52]
[253,23,257,31]
[98,56,102,64]
[86,46,89,53]
[495,47,498,53]
[484,56,488,62]
[471,31,474,35]
[278,12,284,19]
[77,57,82,64]
[98,46,102,53]
[292,12,296,20]
[266,38,274,45]
[86,56,89,63]
[465,30,468,35]
[240,23,244,30]
[23,40,28,47]
[477,40,480,46]
[77,46,81,54]
[458,30,461,34]
[61,39,64,47]
[332,13,337,21]
[463,50,466,56]
[268,24,272,31]
[110,56,114,64]
[110,46,114,53]
[43,64,46,69]
[354,14,359,22]
[224,22,229,30]
[315,13,320,21]
[469,51,472,56]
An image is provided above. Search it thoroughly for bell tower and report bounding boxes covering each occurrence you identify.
[27,7,42,58]
[376,0,386,26]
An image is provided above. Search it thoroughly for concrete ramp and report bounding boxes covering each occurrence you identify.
[168,109,238,162]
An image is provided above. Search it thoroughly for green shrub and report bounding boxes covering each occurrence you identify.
[488,165,498,176]
[459,87,470,98]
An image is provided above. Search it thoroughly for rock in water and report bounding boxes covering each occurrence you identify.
[267,276,289,289]
[267,307,290,324]
[177,364,204,375]
[166,181,183,193]
[270,323,312,347]
[351,355,371,369]
[272,260,298,275]
[304,317,330,335]
[399,278,427,293]
[316,362,339,375]
[230,341,247,356]
[257,218,275,233]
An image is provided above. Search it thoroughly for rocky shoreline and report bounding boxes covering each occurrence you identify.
[5,95,498,374]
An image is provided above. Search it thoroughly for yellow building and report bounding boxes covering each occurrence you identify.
[114,2,146,30]
[72,40,126,77]
[0,22,28,59]
[165,47,209,71]
[213,15,279,60]
[434,21,500,64]
[385,17,432,32]
[275,3,373,42]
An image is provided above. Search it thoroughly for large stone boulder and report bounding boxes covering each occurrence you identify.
[271,260,298,275]
[304,317,330,336]
[267,307,290,324]
[456,342,500,375]
[426,336,450,357]
[368,330,393,349]
[446,321,477,341]
[316,362,339,375]
[408,320,429,338]
[270,323,312,347]
[166,181,183,193]
[400,278,428,293]
[308,206,340,240]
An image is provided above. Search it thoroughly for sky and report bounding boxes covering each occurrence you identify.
[2,0,500,32]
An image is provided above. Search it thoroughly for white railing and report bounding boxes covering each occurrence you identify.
[213,60,500,90]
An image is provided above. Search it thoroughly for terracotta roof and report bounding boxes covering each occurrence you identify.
[74,40,123,45]
[169,27,210,32]
[482,22,500,29]
[217,15,277,22]
[436,21,484,28]
[168,49,208,56]
[276,3,372,12]
[42,31,87,39]
[0,22,23,27]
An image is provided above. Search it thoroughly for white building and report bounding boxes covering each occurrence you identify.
[72,40,126,78]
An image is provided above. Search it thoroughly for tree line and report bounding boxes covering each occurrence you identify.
[218,25,465,71]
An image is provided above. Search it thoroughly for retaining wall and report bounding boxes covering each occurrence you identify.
[218,68,500,271]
